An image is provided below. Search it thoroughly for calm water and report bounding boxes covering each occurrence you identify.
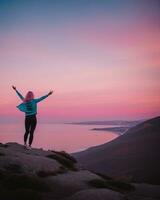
[0,123,118,153]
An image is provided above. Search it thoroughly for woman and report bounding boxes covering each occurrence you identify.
[12,86,53,149]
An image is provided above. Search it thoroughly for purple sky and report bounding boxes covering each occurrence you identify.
[1,0,160,122]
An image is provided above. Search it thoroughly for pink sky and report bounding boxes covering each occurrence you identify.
[0,1,160,122]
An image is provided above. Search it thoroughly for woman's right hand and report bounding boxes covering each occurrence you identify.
[48,90,53,95]
[12,85,16,90]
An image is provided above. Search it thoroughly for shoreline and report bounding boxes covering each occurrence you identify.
[90,126,129,135]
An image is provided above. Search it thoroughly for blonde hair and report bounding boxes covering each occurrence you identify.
[23,91,34,102]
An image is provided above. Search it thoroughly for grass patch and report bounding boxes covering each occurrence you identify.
[52,150,77,163]
[3,174,50,192]
[4,163,23,173]
[0,143,8,148]
[0,152,5,156]
[88,179,135,193]
[37,166,67,177]
[1,188,42,200]
[90,171,113,180]
[0,169,5,180]
[46,153,77,171]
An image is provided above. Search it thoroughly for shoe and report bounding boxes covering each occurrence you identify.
[24,143,27,149]
[28,145,32,150]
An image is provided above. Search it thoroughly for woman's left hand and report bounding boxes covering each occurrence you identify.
[12,85,16,90]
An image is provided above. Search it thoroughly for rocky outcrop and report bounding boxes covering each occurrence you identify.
[0,142,159,200]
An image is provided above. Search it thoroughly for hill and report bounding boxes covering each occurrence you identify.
[74,116,160,185]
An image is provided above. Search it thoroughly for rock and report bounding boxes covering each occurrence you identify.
[0,143,62,174]
[0,142,159,200]
[64,188,124,200]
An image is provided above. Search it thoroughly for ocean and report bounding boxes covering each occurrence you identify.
[0,123,118,153]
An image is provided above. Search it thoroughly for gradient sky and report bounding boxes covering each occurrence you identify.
[0,0,160,122]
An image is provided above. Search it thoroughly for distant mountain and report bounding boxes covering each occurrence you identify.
[74,116,160,185]
[67,120,141,126]
[91,126,130,134]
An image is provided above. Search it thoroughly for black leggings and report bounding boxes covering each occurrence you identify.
[24,114,37,145]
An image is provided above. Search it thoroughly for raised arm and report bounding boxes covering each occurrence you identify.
[12,86,24,101]
[35,91,53,103]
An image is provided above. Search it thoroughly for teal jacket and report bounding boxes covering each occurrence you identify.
[16,90,50,116]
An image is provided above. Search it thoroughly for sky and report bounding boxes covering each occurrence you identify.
[0,0,160,123]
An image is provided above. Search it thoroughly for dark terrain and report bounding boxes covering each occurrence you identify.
[74,116,160,185]
[0,116,160,200]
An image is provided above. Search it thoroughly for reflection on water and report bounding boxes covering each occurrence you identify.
[0,123,118,153]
